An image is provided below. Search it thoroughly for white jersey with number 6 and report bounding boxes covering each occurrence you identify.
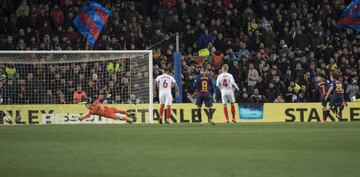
[216,72,239,104]
[155,74,176,106]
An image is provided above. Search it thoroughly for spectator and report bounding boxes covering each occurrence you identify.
[3,36,16,50]
[35,8,50,31]
[73,86,87,104]
[50,4,64,28]
[237,42,250,59]
[293,29,310,50]
[212,50,223,70]
[45,89,56,104]
[65,80,75,103]
[16,0,29,17]
[198,29,214,48]
[51,73,62,92]
[111,95,122,104]
[128,94,140,104]
[18,79,26,104]
[255,76,266,95]
[274,95,285,103]
[346,79,359,101]
[125,3,140,20]
[264,27,277,49]
[228,60,240,84]
[3,79,18,104]
[239,89,250,103]
[294,63,305,80]
[250,88,266,103]
[250,30,263,51]
[247,63,258,96]
[163,10,178,33]
[29,6,38,27]
[43,34,52,50]
[214,33,226,52]
[273,75,286,95]
[0,17,13,35]
[110,37,121,50]
[5,64,16,79]
[16,3,30,30]
[58,91,66,104]
[17,38,26,50]
[28,37,38,49]
[285,86,296,103]
[213,0,225,18]
[265,82,279,102]
[296,90,307,102]
[86,80,98,99]
[25,73,41,104]
[65,27,79,47]
[39,21,53,39]
[120,78,130,102]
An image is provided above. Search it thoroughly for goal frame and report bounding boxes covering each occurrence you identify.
[0,50,154,124]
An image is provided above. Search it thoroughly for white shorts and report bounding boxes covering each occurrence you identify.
[221,90,235,104]
[159,92,173,106]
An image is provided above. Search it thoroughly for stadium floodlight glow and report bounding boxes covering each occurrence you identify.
[0,50,154,123]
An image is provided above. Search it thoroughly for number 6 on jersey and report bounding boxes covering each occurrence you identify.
[154,69,179,124]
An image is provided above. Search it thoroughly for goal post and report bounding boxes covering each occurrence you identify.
[0,50,154,123]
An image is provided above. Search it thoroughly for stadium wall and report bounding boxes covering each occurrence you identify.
[0,103,359,125]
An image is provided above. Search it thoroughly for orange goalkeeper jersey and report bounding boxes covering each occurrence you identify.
[82,98,117,119]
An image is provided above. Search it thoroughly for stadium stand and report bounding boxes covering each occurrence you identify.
[0,0,359,104]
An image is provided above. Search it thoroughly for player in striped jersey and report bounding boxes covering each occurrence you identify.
[325,73,346,119]
[194,67,215,125]
[315,73,331,122]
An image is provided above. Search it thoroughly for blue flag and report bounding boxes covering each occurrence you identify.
[336,0,360,32]
[73,1,111,46]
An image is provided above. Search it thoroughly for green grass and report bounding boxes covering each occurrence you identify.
[0,123,359,177]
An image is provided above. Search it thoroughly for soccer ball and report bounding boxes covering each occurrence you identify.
[3,116,11,122]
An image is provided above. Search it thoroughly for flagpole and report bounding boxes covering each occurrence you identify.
[85,38,89,50]
[85,38,93,50]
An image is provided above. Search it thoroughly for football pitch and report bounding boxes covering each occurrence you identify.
[0,123,359,177]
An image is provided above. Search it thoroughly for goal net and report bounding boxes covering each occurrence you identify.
[0,50,153,123]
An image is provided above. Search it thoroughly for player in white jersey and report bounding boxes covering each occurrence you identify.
[154,68,179,124]
[216,64,239,123]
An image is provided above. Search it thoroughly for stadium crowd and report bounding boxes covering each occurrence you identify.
[0,0,359,104]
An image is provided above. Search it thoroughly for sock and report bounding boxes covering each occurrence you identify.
[340,104,345,111]
[159,105,164,119]
[338,110,343,118]
[231,105,236,120]
[337,107,342,118]
[223,106,229,121]
[198,108,202,122]
[323,110,329,121]
[205,108,211,121]
[339,105,344,118]
[166,106,171,120]
[331,106,337,114]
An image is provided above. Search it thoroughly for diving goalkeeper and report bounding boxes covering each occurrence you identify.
[80,95,134,124]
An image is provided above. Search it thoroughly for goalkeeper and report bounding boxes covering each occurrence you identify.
[80,95,134,124]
